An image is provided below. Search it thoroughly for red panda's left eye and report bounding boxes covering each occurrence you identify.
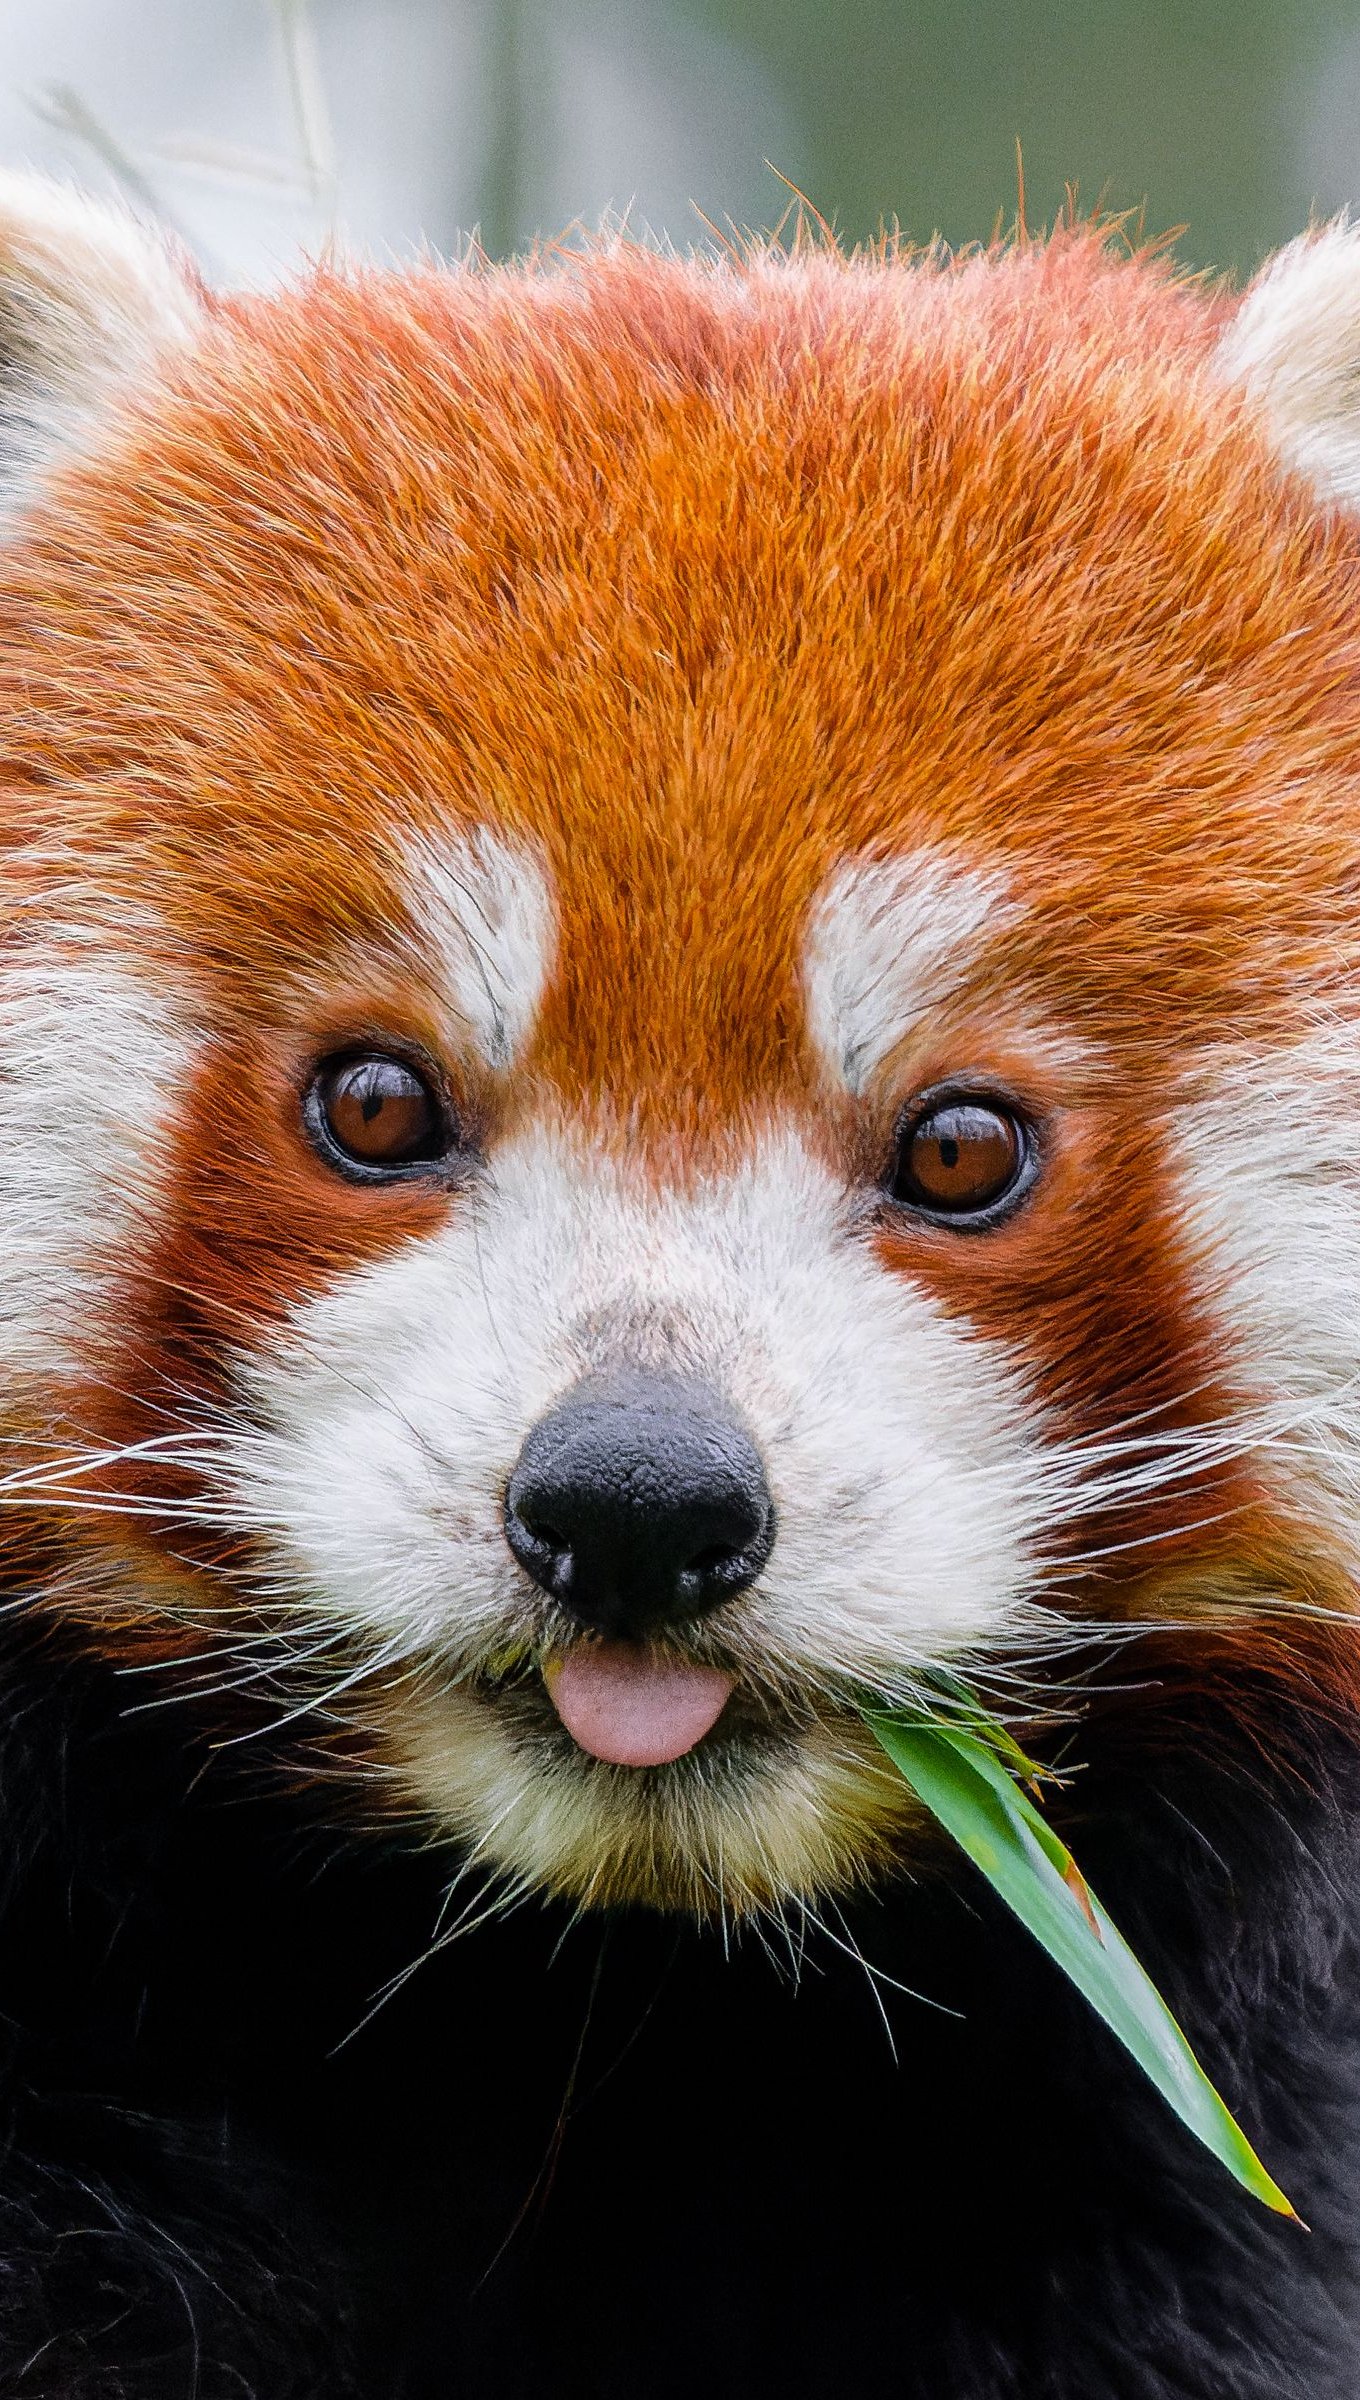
[888,1094,1032,1223]
[307,1053,449,1174]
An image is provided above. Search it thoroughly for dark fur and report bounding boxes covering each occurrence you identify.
[0,1622,1354,2396]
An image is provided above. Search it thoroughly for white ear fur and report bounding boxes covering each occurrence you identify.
[0,172,203,519]
[1216,222,1360,510]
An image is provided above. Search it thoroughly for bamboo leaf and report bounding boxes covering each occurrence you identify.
[866,1704,1301,2221]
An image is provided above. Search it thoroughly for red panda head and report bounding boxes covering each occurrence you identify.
[2,178,1359,1914]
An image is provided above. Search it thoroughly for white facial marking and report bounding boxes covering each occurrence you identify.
[803,851,1016,1093]
[401,827,555,1070]
[0,948,190,1385]
[223,1118,1056,1905]
[1216,222,1360,511]
[1174,1031,1360,1564]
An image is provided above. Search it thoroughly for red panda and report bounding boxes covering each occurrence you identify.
[0,172,1359,2396]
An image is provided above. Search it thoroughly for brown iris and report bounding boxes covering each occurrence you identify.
[309,1053,447,1172]
[890,1095,1029,1221]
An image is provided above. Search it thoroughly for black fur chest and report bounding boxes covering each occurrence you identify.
[0,1630,1356,2400]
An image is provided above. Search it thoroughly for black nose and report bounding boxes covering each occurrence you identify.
[504,1373,775,1637]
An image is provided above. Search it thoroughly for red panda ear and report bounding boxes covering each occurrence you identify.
[1217,223,1360,510]
[0,171,204,519]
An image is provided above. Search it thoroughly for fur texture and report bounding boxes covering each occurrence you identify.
[0,180,1357,2390]
[0,1625,1353,2400]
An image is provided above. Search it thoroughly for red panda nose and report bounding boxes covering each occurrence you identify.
[503,1374,775,1639]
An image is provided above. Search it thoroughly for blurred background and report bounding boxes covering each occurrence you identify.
[2,0,1359,285]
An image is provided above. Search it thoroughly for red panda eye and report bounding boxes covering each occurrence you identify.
[307,1053,448,1173]
[889,1095,1031,1223]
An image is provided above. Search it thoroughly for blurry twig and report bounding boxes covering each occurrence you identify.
[272,0,336,214]
[148,136,314,201]
[27,2,341,272]
[28,81,198,250]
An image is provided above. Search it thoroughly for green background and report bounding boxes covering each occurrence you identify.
[7,0,1359,288]
[480,0,1360,276]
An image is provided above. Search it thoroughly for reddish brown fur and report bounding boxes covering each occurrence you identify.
[4,223,1360,1716]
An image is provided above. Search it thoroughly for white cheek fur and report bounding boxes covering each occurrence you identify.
[1174,1032,1360,1564]
[0,953,191,1388]
[223,1116,1059,1905]
[229,1120,1053,1700]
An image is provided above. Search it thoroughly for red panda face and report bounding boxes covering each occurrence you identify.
[3,187,1360,1913]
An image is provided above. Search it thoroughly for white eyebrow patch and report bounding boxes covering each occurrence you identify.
[403,826,556,1070]
[802,849,1016,1092]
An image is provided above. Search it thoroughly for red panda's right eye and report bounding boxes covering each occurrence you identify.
[307,1053,448,1174]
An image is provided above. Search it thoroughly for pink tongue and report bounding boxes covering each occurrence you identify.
[544,1645,735,1767]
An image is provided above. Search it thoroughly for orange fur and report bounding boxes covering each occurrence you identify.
[3,218,1360,1826]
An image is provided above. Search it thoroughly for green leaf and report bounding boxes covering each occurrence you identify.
[866,1704,1302,2221]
